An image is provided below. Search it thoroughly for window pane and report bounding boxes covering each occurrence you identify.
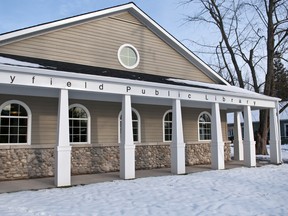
[80,135,87,142]
[19,118,27,125]
[10,127,18,134]
[10,104,19,116]
[73,120,80,127]
[0,135,8,143]
[80,109,87,118]
[1,105,10,116]
[10,118,18,126]
[133,134,138,142]
[73,128,80,135]
[81,128,87,135]
[19,105,27,116]
[81,120,87,127]
[10,135,18,143]
[0,126,9,134]
[19,127,27,135]
[19,135,27,143]
[73,135,79,143]
[1,118,9,126]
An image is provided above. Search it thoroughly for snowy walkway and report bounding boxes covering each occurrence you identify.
[0,160,259,193]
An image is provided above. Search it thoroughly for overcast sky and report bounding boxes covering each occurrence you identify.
[0,0,220,61]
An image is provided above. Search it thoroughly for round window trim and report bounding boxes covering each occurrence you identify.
[117,44,140,69]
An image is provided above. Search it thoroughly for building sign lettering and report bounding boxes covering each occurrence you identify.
[0,73,267,107]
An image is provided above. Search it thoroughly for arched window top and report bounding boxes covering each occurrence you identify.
[164,110,172,122]
[69,104,90,144]
[198,112,211,123]
[118,108,141,143]
[0,100,31,117]
[118,108,140,121]
[163,110,172,122]
[0,100,31,145]
[69,104,90,119]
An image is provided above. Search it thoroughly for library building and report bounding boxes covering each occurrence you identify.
[0,3,282,186]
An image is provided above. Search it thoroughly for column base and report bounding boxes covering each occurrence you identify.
[243,141,256,167]
[55,146,71,187]
[120,145,135,180]
[211,142,225,170]
[171,143,186,174]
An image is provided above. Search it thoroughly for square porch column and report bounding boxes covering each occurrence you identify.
[120,95,135,179]
[211,102,225,170]
[269,107,282,164]
[171,99,186,174]
[243,105,256,167]
[233,112,244,160]
[55,89,71,187]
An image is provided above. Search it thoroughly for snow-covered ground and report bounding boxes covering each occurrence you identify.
[0,146,287,216]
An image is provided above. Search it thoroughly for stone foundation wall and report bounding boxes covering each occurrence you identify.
[135,145,171,169]
[0,142,230,181]
[0,148,54,181]
[71,146,119,175]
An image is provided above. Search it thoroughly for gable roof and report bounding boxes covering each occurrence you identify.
[0,2,229,85]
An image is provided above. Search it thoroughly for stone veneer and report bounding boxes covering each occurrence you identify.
[0,143,230,181]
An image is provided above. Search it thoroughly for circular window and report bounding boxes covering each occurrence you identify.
[118,44,140,69]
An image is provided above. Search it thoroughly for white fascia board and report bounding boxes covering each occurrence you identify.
[0,3,134,45]
[0,63,278,103]
[128,6,230,85]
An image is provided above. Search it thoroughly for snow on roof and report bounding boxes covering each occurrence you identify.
[0,56,44,68]
[167,78,275,100]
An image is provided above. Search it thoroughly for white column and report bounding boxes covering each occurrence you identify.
[233,112,244,160]
[211,102,225,170]
[171,99,186,174]
[120,95,135,179]
[269,107,282,164]
[55,89,71,187]
[243,106,256,167]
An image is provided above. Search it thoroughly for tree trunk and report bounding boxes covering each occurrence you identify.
[256,0,274,155]
[257,110,269,155]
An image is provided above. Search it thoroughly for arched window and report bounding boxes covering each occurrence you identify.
[198,112,211,141]
[118,108,141,143]
[0,100,31,144]
[163,110,172,142]
[69,104,90,144]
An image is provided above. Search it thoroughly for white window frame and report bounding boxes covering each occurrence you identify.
[69,104,91,144]
[118,108,141,144]
[117,44,140,69]
[163,110,173,142]
[0,100,32,145]
[198,111,212,141]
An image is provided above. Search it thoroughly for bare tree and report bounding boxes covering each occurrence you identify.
[181,0,288,154]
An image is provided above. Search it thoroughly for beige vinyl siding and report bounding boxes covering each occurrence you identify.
[0,12,214,83]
